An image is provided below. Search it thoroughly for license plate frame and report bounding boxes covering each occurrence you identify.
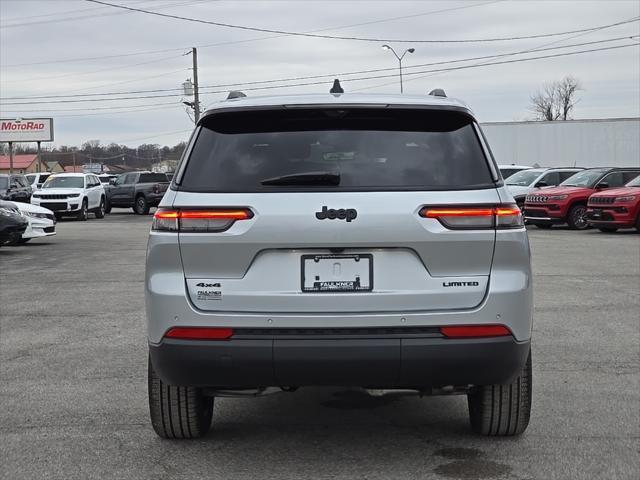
[301,254,373,293]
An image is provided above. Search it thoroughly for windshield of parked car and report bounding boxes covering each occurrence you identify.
[42,176,85,189]
[180,109,494,192]
[0,177,8,189]
[560,169,607,188]
[626,175,640,187]
[505,169,544,186]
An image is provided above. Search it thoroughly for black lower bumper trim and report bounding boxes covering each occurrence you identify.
[150,335,530,389]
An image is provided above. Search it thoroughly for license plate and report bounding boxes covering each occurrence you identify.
[301,254,373,292]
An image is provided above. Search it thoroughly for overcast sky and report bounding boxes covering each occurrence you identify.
[1,0,639,148]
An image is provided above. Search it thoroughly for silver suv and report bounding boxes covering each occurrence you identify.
[146,87,533,439]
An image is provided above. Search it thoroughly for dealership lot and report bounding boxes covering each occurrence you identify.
[1,212,638,480]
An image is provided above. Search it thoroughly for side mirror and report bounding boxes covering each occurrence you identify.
[596,182,609,189]
[535,181,548,188]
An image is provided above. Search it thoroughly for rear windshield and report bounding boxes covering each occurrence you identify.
[178,108,494,192]
[139,173,168,183]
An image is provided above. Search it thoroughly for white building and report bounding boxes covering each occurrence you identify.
[481,117,640,168]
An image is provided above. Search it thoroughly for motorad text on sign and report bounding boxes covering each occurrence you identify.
[0,118,54,142]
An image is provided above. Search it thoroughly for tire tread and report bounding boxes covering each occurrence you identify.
[468,350,532,436]
[148,357,213,439]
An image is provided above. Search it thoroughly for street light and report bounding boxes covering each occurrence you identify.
[381,45,415,93]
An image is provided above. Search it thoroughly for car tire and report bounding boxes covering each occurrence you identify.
[134,195,150,215]
[567,204,589,230]
[95,197,105,219]
[148,356,214,439]
[17,238,31,244]
[597,227,617,233]
[104,198,112,214]
[635,213,640,233]
[534,223,552,229]
[77,199,88,221]
[467,349,532,436]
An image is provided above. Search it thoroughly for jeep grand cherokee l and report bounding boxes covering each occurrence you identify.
[587,174,640,232]
[524,167,640,229]
[146,89,533,439]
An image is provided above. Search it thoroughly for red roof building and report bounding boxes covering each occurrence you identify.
[0,154,48,174]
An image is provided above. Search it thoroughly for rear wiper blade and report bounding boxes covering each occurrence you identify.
[260,171,340,186]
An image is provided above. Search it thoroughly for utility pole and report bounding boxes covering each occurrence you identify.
[192,47,200,123]
[8,142,14,174]
[36,141,41,173]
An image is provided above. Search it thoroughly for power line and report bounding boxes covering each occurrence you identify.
[0,54,183,84]
[5,41,637,107]
[3,35,637,102]
[197,42,640,95]
[85,1,640,44]
[1,101,180,113]
[0,0,211,29]
[0,1,503,69]
[356,14,640,92]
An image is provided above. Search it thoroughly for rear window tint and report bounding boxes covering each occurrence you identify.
[139,173,168,183]
[179,108,494,192]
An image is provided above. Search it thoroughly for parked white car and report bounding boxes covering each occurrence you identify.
[9,201,56,243]
[25,172,54,190]
[505,167,585,206]
[498,164,531,180]
[31,173,106,220]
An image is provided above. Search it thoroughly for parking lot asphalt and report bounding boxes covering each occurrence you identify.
[1,210,638,480]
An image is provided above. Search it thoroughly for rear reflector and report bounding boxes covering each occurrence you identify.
[164,327,234,340]
[440,325,511,338]
[420,205,523,229]
[152,208,253,232]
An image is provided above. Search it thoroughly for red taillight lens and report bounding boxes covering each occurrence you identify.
[440,325,511,338]
[152,208,253,232]
[419,205,523,229]
[164,327,234,340]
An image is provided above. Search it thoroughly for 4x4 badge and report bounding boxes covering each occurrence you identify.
[315,206,357,222]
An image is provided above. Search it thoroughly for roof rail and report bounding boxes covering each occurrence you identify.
[330,79,344,95]
[227,91,247,100]
[428,88,447,98]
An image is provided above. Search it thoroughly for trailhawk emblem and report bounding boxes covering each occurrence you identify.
[315,206,358,222]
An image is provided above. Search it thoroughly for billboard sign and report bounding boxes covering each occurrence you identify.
[0,118,54,142]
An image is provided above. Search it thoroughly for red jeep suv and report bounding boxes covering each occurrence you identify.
[524,168,640,230]
[587,174,640,232]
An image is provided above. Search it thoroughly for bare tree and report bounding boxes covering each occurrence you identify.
[530,76,581,121]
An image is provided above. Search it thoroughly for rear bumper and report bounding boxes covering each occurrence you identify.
[149,332,530,389]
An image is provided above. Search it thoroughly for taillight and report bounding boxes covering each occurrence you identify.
[152,208,253,232]
[164,327,233,340]
[440,325,511,338]
[419,205,523,229]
